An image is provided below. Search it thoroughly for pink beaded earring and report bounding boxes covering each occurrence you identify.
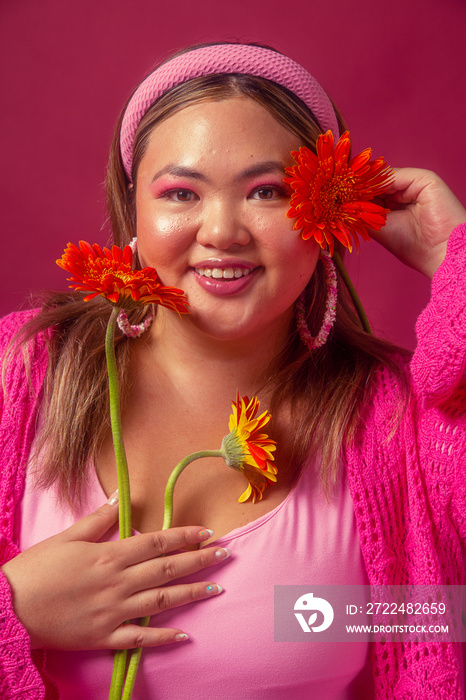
[296,250,338,350]
[116,237,155,338]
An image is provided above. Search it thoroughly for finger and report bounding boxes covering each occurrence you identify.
[122,580,224,631]
[383,167,425,196]
[118,527,216,566]
[384,167,441,204]
[108,624,191,650]
[124,546,231,593]
[59,491,120,543]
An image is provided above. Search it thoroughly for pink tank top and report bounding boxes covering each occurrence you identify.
[18,460,372,699]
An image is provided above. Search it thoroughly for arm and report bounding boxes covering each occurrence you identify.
[372,168,466,399]
[374,171,466,541]
[0,312,53,698]
[0,570,51,699]
[0,314,228,660]
[411,223,466,402]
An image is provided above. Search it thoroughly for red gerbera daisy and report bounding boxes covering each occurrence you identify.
[284,130,393,255]
[57,241,189,313]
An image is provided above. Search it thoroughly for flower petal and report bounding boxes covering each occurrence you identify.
[57,241,190,313]
[285,131,393,254]
[223,392,278,503]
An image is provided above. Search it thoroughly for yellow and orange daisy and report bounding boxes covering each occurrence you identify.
[222,392,277,503]
[284,130,393,256]
[57,241,189,313]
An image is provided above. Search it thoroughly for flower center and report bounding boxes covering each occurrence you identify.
[85,259,134,285]
[319,171,356,216]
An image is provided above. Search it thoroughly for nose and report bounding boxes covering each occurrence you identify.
[195,197,251,250]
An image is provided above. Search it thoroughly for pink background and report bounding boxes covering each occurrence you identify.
[1,0,465,350]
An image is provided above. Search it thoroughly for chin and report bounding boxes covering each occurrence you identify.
[186,307,292,347]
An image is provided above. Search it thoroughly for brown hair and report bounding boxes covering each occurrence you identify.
[10,51,409,505]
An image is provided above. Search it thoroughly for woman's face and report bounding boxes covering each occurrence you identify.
[135,96,320,343]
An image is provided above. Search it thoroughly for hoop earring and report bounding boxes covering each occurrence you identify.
[117,237,155,338]
[117,306,154,338]
[296,249,338,350]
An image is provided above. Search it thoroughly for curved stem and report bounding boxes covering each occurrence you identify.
[163,450,224,529]
[333,251,372,335]
[121,449,224,698]
[106,306,132,700]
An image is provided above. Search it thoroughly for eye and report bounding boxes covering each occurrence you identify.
[249,185,287,200]
[163,189,198,202]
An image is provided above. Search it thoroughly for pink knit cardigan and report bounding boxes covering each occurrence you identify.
[0,225,465,699]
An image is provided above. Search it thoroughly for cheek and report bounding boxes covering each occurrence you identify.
[136,210,195,267]
[279,238,321,298]
[263,222,320,276]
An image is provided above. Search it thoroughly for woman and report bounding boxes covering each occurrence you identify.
[0,43,465,699]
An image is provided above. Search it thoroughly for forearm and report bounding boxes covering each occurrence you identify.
[410,223,466,401]
[0,570,48,699]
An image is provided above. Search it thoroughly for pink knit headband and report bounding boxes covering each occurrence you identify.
[120,44,339,180]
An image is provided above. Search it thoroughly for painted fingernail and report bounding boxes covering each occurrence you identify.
[106,489,119,506]
[215,548,231,561]
[175,633,189,642]
[206,584,223,595]
[198,529,214,540]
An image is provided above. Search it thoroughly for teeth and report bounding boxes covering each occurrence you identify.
[196,267,252,279]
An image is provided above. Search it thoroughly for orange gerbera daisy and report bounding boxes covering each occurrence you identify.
[57,241,189,313]
[284,130,393,255]
[221,392,277,503]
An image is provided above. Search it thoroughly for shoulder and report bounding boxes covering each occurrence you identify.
[0,308,46,351]
[0,308,49,397]
[365,350,412,419]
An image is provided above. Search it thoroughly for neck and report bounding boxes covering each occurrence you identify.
[136,307,293,402]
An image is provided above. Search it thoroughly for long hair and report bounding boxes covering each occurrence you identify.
[9,51,409,505]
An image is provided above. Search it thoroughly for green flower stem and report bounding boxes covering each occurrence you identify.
[333,251,372,335]
[109,652,127,700]
[163,450,224,529]
[106,306,132,540]
[106,306,132,700]
[121,449,224,700]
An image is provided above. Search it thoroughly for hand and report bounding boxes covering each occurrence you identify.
[1,496,229,651]
[372,168,466,279]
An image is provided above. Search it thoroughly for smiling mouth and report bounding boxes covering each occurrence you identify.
[194,267,254,280]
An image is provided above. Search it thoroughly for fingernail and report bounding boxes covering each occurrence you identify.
[206,584,223,595]
[215,548,231,561]
[198,529,214,540]
[106,489,119,506]
[175,633,189,642]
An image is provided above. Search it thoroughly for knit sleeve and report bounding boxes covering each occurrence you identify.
[0,311,56,698]
[409,225,466,545]
[410,223,466,402]
[0,574,52,699]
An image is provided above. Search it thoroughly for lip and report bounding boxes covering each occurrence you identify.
[190,262,260,296]
[191,258,257,270]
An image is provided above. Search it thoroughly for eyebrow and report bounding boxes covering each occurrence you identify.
[151,165,208,183]
[233,161,288,182]
[150,160,287,184]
